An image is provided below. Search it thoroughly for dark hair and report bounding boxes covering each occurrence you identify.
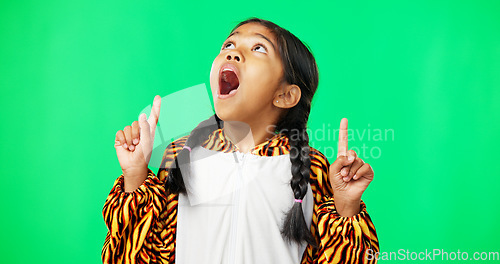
[163,17,319,247]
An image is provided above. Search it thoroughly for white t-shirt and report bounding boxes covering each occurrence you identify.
[175,145,314,264]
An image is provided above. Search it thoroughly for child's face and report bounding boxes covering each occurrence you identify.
[210,22,286,126]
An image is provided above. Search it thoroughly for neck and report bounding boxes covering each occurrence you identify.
[223,120,277,153]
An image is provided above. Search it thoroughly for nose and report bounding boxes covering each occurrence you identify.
[226,51,242,62]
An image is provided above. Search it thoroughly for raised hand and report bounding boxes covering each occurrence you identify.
[114,95,161,192]
[328,118,374,217]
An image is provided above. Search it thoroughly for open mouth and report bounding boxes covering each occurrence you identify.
[219,68,240,96]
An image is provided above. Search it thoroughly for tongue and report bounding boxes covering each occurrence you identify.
[220,71,239,95]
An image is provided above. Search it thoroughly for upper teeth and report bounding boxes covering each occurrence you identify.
[222,68,233,72]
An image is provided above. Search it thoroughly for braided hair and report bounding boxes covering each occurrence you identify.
[164,17,319,247]
[163,114,223,194]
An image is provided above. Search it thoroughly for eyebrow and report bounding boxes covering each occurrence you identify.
[226,31,277,52]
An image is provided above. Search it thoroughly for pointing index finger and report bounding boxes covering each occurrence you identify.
[337,118,348,157]
[148,95,161,126]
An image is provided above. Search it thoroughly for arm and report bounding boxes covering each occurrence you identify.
[101,169,169,264]
[101,137,187,264]
[301,149,379,264]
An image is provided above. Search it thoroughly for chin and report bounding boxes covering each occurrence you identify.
[213,103,234,122]
[214,104,249,125]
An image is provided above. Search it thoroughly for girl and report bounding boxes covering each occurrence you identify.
[105,17,379,263]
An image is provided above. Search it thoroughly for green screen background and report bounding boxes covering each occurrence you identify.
[1,0,499,263]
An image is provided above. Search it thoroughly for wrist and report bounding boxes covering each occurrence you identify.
[123,166,148,192]
[333,193,361,217]
[123,166,148,178]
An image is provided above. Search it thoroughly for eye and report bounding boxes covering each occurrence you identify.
[253,44,268,54]
[223,42,235,50]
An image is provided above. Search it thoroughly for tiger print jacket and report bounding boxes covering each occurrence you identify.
[102,128,379,263]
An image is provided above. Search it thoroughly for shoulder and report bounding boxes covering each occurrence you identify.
[157,135,190,181]
[308,146,334,198]
[309,147,330,166]
[163,135,190,158]
[309,146,330,169]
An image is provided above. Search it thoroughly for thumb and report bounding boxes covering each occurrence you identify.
[329,155,355,176]
[139,113,152,150]
[138,113,154,165]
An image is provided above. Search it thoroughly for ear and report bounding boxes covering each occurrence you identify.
[273,84,301,109]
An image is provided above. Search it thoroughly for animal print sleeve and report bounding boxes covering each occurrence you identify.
[301,148,380,264]
[101,168,170,263]
[101,136,188,264]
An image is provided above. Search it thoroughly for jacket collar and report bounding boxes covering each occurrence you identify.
[201,128,290,157]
